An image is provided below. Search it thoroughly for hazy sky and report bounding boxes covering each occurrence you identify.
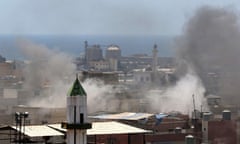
[0,0,240,36]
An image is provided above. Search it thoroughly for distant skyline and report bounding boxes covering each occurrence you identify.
[1,0,240,36]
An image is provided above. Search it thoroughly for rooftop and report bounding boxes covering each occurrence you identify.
[49,121,151,135]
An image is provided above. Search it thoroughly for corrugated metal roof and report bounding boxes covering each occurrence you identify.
[87,121,151,135]
[10,125,64,137]
[0,121,150,137]
[48,121,151,135]
[89,112,154,120]
[48,124,66,132]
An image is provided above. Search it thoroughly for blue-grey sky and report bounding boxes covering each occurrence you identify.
[0,0,240,36]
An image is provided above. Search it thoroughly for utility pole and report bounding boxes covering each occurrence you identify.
[15,112,29,144]
[192,94,196,119]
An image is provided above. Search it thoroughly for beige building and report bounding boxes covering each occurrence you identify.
[109,58,118,71]
[89,60,110,71]
[0,61,23,78]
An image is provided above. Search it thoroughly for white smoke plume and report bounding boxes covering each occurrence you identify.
[145,70,207,114]
[17,39,75,107]
[16,39,118,112]
[83,79,119,113]
[17,39,75,89]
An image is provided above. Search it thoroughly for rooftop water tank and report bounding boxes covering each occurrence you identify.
[106,45,121,60]
[222,110,231,120]
[185,135,195,144]
[175,127,182,134]
[203,112,212,121]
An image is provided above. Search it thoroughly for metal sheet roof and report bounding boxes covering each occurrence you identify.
[89,112,154,120]
[47,124,66,132]
[10,125,64,137]
[48,121,151,135]
[155,114,168,119]
[0,121,150,137]
[88,121,151,135]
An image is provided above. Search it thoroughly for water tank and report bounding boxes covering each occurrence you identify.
[175,127,182,134]
[185,135,195,144]
[105,45,121,60]
[203,112,212,121]
[222,110,231,120]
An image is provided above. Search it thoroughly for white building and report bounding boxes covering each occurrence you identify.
[133,69,152,84]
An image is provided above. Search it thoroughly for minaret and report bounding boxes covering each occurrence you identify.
[152,44,158,73]
[84,41,88,68]
[62,75,92,144]
[152,44,158,82]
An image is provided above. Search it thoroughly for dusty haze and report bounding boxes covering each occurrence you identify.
[145,70,207,115]
[15,5,240,114]
[17,39,118,112]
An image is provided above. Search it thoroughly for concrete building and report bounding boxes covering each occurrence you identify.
[132,67,176,86]
[0,61,23,89]
[89,60,110,71]
[105,45,121,60]
[109,58,118,71]
[81,71,119,84]
[0,61,23,79]
[133,69,152,84]
[85,45,103,63]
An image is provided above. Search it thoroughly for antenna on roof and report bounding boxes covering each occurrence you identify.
[192,94,196,119]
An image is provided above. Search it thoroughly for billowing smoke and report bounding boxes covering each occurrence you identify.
[17,39,76,107]
[17,39,118,112]
[147,6,240,113]
[83,79,119,113]
[145,70,207,114]
[17,39,75,89]
[175,6,240,104]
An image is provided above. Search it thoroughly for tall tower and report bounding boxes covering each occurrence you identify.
[62,76,92,144]
[152,44,158,82]
[84,41,88,66]
[152,44,158,73]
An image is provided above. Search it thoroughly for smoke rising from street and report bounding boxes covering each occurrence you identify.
[145,5,240,113]
[145,71,207,114]
[17,39,75,107]
[17,39,118,111]
[175,6,240,104]
[83,79,119,113]
[15,5,240,114]
[17,38,207,114]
